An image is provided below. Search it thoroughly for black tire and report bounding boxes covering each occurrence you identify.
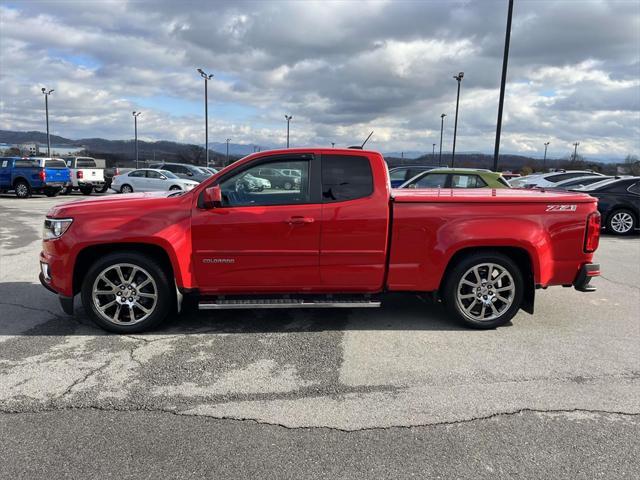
[45,188,61,197]
[80,186,94,195]
[169,185,181,191]
[81,252,174,333]
[442,251,523,329]
[95,184,109,193]
[14,180,31,198]
[120,184,133,194]
[283,181,293,190]
[606,208,636,235]
[62,186,73,195]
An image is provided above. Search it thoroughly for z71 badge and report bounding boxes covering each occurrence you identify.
[546,204,577,212]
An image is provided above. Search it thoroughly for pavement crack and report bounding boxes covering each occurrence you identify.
[58,357,114,399]
[598,275,640,290]
[0,406,637,432]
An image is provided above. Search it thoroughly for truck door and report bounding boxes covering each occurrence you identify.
[319,154,389,291]
[191,154,322,292]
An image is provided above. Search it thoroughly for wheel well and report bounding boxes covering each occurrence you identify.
[73,243,175,295]
[440,246,535,314]
[13,177,29,186]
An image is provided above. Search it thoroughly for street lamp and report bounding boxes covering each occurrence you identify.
[285,115,293,148]
[132,111,141,168]
[225,138,231,166]
[451,72,464,167]
[572,142,580,162]
[439,113,447,167]
[41,88,54,157]
[543,141,550,171]
[432,143,436,159]
[493,0,514,172]
[197,68,214,167]
[331,142,335,148]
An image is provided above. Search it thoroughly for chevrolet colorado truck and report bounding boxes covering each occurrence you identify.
[40,148,601,333]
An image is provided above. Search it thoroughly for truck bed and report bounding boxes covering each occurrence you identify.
[388,187,598,292]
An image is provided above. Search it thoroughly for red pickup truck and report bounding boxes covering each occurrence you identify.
[40,148,601,333]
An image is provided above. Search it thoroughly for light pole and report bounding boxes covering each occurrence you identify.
[439,113,446,167]
[225,138,231,166]
[572,142,580,162]
[41,88,54,157]
[197,68,214,167]
[331,142,335,148]
[543,141,550,171]
[493,0,514,172]
[432,143,436,159]
[132,111,141,168]
[285,115,292,148]
[451,72,464,167]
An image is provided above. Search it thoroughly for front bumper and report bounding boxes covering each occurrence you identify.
[574,263,600,292]
[39,270,74,315]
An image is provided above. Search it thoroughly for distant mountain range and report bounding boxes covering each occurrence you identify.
[0,130,629,173]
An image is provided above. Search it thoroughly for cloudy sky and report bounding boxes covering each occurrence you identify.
[0,0,638,158]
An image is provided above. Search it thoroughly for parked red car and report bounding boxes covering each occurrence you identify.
[40,148,600,333]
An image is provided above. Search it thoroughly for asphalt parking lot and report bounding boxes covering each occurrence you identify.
[1,192,639,479]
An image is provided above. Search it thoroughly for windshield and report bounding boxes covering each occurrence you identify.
[160,170,178,179]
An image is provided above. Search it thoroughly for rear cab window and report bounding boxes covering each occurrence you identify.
[77,159,97,168]
[321,155,373,202]
[44,159,68,169]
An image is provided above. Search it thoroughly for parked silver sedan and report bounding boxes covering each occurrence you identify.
[111,169,199,193]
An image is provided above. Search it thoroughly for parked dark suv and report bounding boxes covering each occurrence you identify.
[148,162,210,182]
[572,177,640,235]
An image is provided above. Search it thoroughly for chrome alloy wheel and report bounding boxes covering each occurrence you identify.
[91,263,158,325]
[610,212,634,234]
[456,263,515,322]
[15,183,29,197]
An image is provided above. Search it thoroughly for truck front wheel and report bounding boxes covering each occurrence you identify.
[442,252,523,329]
[81,252,174,333]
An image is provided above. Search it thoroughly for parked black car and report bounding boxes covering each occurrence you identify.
[572,177,640,235]
[148,162,210,182]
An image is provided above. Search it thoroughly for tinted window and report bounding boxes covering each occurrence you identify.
[322,155,373,202]
[628,182,640,195]
[45,159,67,169]
[220,160,310,206]
[451,174,487,188]
[410,173,448,188]
[389,168,407,181]
[161,170,178,179]
[602,180,636,193]
[14,159,39,168]
[129,170,146,178]
[546,172,594,183]
[77,159,97,168]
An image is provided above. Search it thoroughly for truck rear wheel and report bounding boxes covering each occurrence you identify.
[80,186,94,195]
[14,180,31,198]
[81,252,174,333]
[442,252,523,329]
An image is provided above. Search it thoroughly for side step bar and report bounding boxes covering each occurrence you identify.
[199,298,381,310]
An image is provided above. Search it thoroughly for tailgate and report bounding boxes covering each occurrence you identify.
[45,167,70,183]
[82,169,104,181]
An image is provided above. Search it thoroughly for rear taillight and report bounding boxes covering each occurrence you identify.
[115,168,120,175]
[77,170,83,179]
[584,211,601,253]
[39,170,46,182]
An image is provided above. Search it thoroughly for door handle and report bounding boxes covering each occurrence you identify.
[286,216,314,225]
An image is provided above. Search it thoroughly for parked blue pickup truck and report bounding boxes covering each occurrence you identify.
[0,157,71,198]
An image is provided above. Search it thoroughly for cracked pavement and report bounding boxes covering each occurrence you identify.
[1,194,639,479]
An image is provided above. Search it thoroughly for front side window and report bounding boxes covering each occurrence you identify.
[451,174,487,188]
[147,170,163,179]
[220,159,310,206]
[322,155,373,202]
[15,159,39,168]
[411,173,447,188]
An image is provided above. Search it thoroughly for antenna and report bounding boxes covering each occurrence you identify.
[361,131,374,148]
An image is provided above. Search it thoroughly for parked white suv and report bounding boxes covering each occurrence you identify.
[63,156,105,195]
[509,170,603,189]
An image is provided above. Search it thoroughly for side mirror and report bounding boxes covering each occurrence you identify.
[203,185,222,208]
[160,175,167,180]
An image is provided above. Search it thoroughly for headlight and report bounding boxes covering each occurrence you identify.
[43,218,73,240]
